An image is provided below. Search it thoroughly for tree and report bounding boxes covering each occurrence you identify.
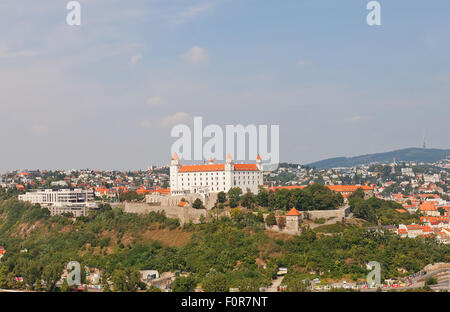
[236,278,261,292]
[103,283,112,292]
[22,262,42,290]
[350,188,365,200]
[256,187,269,207]
[350,198,377,224]
[111,269,128,292]
[229,198,238,208]
[228,188,242,208]
[265,213,277,227]
[98,203,112,211]
[217,192,227,204]
[42,263,62,292]
[192,198,205,209]
[277,216,286,230]
[0,265,12,289]
[284,275,309,292]
[173,275,197,292]
[349,196,418,225]
[425,276,437,286]
[61,279,70,292]
[202,272,229,292]
[119,191,143,202]
[230,208,244,222]
[110,269,142,292]
[241,189,255,209]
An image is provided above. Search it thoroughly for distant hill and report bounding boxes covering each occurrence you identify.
[307,148,450,169]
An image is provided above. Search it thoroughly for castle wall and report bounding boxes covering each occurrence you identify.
[123,202,207,225]
[305,206,351,220]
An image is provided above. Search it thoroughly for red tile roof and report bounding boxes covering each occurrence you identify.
[286,208,301,216]
[179,163,259,172]
[419,202,437,211]
[180,164,225,172]
[406,224,422,230]
[422,226,433,233]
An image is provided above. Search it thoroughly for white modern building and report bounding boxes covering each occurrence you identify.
[169,153,264,196]
[18,189,97,217]
[19,188,94,206]
[19,189,94,205]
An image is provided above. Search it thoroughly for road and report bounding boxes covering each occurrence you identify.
[265,276,285,292]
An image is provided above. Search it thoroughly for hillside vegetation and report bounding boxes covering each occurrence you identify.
[0,198,448,292]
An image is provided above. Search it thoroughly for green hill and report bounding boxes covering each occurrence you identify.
[307,148,450,169]
[0,197,448,292]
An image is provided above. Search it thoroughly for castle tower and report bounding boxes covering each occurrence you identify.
[286,208,302,233]
[170,153,180,194]
[224,154,233,190]
[256,154,263,171]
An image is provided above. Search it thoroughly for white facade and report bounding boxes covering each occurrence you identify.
[18,188,94,206]
[401,168,415,177]
[170,154,264,195]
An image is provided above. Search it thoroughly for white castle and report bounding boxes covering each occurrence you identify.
[170,153,264,196]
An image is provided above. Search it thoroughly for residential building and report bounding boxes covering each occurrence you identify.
[419,202,440,217]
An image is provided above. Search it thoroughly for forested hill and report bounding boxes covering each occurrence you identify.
[0,197,449,292]
[307,148,450,169]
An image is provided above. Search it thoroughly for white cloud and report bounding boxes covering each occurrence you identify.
[182,46,209,65]
[161,112,193,127]
[176,2,215,24]
[345,116,372,123]
[146,96,165,107]
[130,54,143,66]
[296,59,313,68]
[140,112,193,130]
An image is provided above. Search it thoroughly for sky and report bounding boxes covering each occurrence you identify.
[0,0,449,171]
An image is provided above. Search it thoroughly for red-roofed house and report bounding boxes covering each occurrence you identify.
[0,246,6,259]
[397,228,408,238]
[419,202,440,217]
[406,224,423,238]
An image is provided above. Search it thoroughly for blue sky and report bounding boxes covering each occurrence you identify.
[0,0,449,171]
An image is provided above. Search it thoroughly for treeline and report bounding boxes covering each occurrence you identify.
[116,184,344,212]
[349,195,420,225]
[118,191,145,202]
[0,187,24,201]
[215,184,344,211]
